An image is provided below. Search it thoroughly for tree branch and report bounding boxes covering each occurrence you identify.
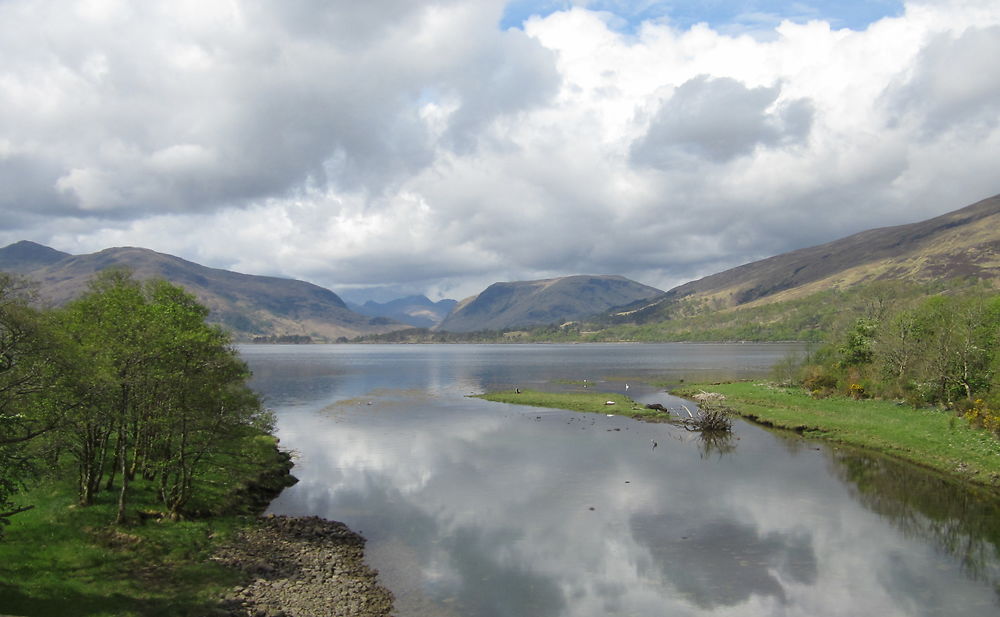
[0,504,35,519]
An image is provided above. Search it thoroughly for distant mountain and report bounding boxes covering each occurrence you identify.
[0,240,71,274]
[438,275,663,332]
[347,295,458,328]
[1,244,406,341]
[612,193,1000,322]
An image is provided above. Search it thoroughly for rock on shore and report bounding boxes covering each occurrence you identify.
[213,515,394,617]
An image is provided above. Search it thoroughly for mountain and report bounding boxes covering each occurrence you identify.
[2,245,405,341]
[438,275,664,332]
[0,240,71,274]
[347,295,458,328]
[612,193,1000,322]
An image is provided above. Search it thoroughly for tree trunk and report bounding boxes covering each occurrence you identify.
[114,383,131,525]
[115,444,130,525]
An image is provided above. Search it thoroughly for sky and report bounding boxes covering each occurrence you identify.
[1,0,999,303]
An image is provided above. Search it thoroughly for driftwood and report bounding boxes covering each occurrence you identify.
[644,402,733,433]
[692,391,727,403]
[679,408,733,433]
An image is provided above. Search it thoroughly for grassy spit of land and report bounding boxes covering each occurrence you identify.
[674,382,1000,488]
[473,389,674,422]
[476,383,1000,489]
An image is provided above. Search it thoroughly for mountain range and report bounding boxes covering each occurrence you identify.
[438,275,664,332]
[0,242,658,339]
[3,192,998,340]
[0,242,403,341]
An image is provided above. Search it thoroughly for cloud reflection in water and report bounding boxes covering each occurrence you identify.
[248,345,1000,616]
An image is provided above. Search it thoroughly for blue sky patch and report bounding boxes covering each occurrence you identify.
[500,1,905,33]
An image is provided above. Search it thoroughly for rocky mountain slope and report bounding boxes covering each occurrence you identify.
[0,240,71,274]
[611,193,1000,322]
[438,275,663,332]
[0,243,404,341]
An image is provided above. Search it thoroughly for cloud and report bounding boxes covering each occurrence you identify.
[2,0,1000,300]
[630,75,814,165]
[886,25,1000,135]
[0,0,557,216]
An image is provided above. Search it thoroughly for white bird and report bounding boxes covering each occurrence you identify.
[625,383,630,391]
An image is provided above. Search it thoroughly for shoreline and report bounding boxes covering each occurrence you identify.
[214,444,396,617]
[214,515,394,617]
[673,382,1000,490]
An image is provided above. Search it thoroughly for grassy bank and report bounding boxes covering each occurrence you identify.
[0,432,294,617]
[474,389,673,422]
[675,382,1000,487]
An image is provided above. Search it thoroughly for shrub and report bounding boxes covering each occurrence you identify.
[848,383,866,399]
[801,365,838,392]
[962,399,1000,435]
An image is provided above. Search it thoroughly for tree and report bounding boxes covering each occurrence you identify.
[140,280,267,518]
[874,308,929,399]
[838,316,879,368]
[56,270,267,522]
[0,274,72,527]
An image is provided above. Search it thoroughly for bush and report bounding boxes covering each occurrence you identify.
[962,399,1000,435]
[801,365,838,392]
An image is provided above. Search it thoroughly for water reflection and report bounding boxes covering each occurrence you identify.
[829,449,1000,591]
[243,344,1000,616]
[697,432,737,460]
[630,515,817,608]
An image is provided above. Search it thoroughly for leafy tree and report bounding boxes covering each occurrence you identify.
[839,317,879,368]
[142,280,268,518]
[56,271,268,522]
[907,295,999,405]
[807,285,1000,413]
[0,274,73,527]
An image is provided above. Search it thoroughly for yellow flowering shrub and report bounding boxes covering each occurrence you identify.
[963,399,1000,435]
[848,383,865,399]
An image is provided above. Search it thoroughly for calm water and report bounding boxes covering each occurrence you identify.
[241,343,1000,617]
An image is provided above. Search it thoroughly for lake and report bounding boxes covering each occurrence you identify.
[241,343,1000,617]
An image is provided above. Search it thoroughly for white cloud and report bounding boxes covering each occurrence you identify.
[2,0,1000,300]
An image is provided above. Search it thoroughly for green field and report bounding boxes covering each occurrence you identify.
[675,382,1000,487]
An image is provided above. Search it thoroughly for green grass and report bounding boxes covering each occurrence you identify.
[676,382,1000,487]
[0,480,243,616]
[474,389,673,422]
[0,432,292,616]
